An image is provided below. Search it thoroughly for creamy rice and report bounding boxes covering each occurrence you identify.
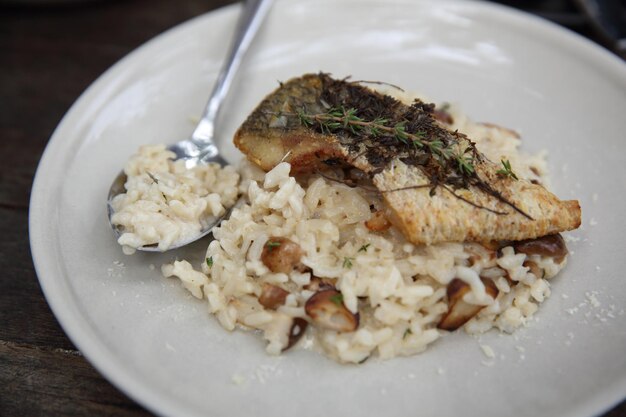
[110,144,240,254]
[162,104,569,363]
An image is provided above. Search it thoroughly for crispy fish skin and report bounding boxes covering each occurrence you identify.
[376,160,581,245]
[234,73,581,245]
[235,75,347,173]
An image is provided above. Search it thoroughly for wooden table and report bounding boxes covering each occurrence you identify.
[1,0,624,415]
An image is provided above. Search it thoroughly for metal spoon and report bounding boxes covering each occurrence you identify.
[107,0,273,252]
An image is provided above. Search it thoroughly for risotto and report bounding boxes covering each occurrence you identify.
[161,103,570,363]
[110,144,240,254]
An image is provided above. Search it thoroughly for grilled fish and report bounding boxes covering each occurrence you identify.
[234,73,581,245]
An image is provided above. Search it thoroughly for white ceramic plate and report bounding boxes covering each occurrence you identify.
[30,1,626,416]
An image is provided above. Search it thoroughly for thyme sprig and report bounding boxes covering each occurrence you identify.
[283,95,531,220]
[329,293,344,306]
[265,241,281,252]
[297,106,477,177]
[147,172,159,184]
[147,172,168,202]
[496,159,518,180]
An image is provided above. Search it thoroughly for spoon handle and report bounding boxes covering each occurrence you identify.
[191,0,273,149]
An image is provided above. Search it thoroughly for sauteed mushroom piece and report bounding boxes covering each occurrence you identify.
[511,234,567,264]
[438,278,498,331]
[259,283,289,310]
[305,289,359,332]
[284,318,308,351]
[261,236,303,273]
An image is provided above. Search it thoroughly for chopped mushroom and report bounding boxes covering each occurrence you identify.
[365,210,391,232]
[258,283,289,310]
[283,317,308,351]
[511,233,568,264]
[261,313,307,354]
[438,278,499,331]
[523,260,543,279]
[261,236,303,273]
[304,276,335,292]
[305,289,359,332]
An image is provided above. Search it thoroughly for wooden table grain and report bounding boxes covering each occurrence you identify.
[1,1,624,416]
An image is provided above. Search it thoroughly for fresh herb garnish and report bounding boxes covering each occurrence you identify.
[456,146,476,175]
[496,159,518,180]
[297,106,477,177]
[146,172,167,201]
[329,293,344,306]
[296,109,519,222]
[296,106,531,219]
[206,257,213,268]
[266,241,281,252]
[147,171,159,184]
[358,243,371,252]
[403,328,413,339]
[342,257,354,268]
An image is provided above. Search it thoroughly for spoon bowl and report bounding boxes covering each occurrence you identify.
[106,158,228,253]
[107,0,272,252]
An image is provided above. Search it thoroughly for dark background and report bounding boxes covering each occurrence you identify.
[1,0,624,415]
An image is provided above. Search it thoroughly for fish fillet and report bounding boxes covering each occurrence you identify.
[234,73,581,245]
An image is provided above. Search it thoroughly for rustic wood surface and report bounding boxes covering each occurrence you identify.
[1,0,624,416]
